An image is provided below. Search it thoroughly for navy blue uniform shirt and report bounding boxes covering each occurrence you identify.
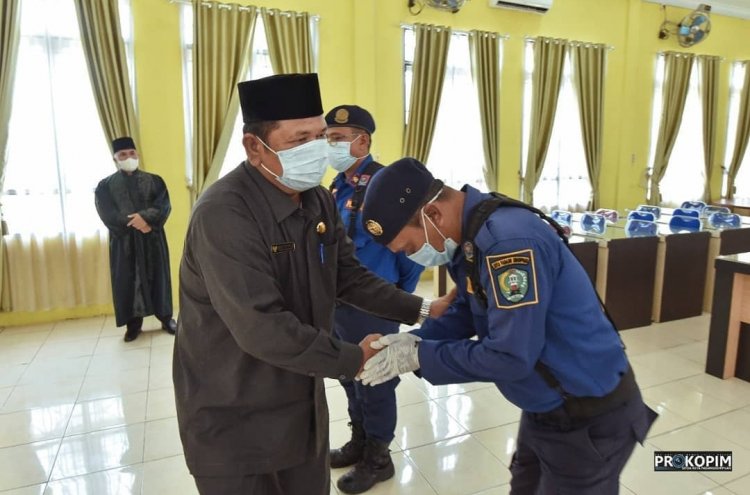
[331,156,423,291]
[413,186,628,413]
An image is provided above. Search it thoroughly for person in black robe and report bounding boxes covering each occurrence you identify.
[95,136,176,342]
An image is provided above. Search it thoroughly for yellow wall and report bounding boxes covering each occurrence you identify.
[4,0,750,326]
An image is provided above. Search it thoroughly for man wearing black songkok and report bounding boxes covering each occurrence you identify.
[173,73,453,495]
[95,137,176,342]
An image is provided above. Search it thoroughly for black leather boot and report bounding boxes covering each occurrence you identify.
[330,421,366,469]
[336,438,395,494]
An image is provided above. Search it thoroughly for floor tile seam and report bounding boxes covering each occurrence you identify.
[398,446,442,495]
[47,455,146,484]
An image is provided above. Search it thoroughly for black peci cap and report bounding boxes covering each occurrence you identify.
[238,73,324,124]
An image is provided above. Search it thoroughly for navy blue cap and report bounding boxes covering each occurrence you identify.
[112,136,136,153]
[238,74,323,123]
[362,158,442,245]
[325,105,376,134]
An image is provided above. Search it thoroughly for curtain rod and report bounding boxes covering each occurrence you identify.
[656,51,724,61]
[524,36,614,51]
[400,23,509,39]
[168,0,320,19]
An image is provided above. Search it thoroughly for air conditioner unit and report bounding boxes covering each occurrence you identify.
[488,0,553,14]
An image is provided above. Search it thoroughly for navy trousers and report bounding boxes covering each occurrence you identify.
[334,303,400,443]
[509,389,658,494]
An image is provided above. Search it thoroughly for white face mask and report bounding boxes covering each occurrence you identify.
[327,135,366,173]
[116,157,139,172]
[258,137,328,192]
[407,206,458,267]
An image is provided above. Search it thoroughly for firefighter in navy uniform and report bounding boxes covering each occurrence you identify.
[358,158,658,494]
[325,105,424,494]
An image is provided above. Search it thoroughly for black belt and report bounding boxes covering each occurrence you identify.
[533,365,638,424]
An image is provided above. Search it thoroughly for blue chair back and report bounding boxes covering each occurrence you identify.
[627,211,656,222]
[708,212,741,230]
[701,205,730,218]
[551,210,572,225]
[580,213,607,235]
[595,208,619,224]
[672,208,700,218]
[680,200,706,213]
[669,215,702,233]
[636,205,661,219]
[625,219,658,237]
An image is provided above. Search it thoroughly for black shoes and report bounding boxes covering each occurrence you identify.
[336,438,395,494]
[330,421,366,469]
[123,326,141,342]
[124,317,175,342]
[161,318,177,334]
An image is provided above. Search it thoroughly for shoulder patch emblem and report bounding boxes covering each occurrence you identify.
[485,249,539,309]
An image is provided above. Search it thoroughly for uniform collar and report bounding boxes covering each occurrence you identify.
[243,162,321,223]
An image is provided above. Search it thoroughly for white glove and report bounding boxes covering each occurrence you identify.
[369,332,422,350]
[360,337,421,386]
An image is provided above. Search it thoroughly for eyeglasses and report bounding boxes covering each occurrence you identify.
[325,133,363,144]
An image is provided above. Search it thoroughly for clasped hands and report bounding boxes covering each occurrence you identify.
[356,333,422,386]
[127,213,151,233]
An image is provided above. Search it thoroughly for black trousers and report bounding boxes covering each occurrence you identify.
[193,449,329,495]
[126,315,172,331]
[509,390,658,494]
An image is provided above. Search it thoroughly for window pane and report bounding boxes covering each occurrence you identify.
[523,45,591,212]
[218,18,310,179]
[425,33,486,191]
[725,63,749,199]
[658,62,705,206]
[3,0,129,236]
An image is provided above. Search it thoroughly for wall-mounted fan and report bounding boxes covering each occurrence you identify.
[658,4,712,47]
[408,0,468,15]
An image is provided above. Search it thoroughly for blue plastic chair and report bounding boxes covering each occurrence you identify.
[680,200,706,212]
[636,205,661,219]
[669,215,702,233]
[551,210,572,225]
[701,205,730,218]
[708,212,741,230]
[595,208,619,224]
[672,208,700,218]
[580,213,607,235]
[625,219,658,237]
[627,211,656,222]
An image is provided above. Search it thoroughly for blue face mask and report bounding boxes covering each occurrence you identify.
[327,135,366,173]
[408,208,458,267]
[258,137,328,192]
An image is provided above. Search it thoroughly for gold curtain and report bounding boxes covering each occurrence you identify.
[0,0,21,311]
[261,8,313,74]
[4,233,111,312]
[403,23,451,163]
[698,55,720,202]
[192,1,256,202]
[727,61,750,200]
[571,43,606,209]
[523,37,567,204]
[73,0,139,156]
[469,30,501,191]
[649,52,694,205]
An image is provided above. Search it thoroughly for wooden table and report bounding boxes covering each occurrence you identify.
[706,252,750,382]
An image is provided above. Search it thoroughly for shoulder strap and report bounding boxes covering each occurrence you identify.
[347,161,384,238]
[463,192,619,334]
[462,193,624,401]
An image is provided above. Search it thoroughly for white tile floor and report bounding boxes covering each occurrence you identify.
[1,312,750,494]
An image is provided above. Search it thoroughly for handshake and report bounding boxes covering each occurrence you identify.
[356,333,422,386]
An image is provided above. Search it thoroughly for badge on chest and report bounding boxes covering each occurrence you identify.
[271,242,295,254]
